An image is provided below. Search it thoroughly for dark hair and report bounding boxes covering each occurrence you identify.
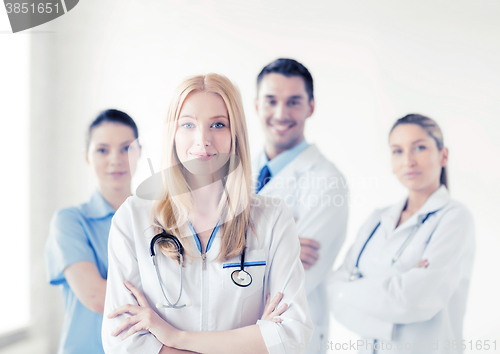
[390,113,448,188]
[257,58,314,101]
[86,109,139,151]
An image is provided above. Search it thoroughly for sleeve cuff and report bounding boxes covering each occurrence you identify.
[256,320,286,354]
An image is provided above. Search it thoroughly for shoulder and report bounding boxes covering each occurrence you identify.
[250,194,294,228]
[114,195,152,218]
[439,199,475,231]
[296,145,348,191]
[51,206,86,230]
[250,194,288,216]
[249,194,297,246]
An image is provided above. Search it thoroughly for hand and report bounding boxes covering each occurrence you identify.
[261,292,288,323]
[299,238,320,270]
[107,280,179,347]
[415,259,430,268]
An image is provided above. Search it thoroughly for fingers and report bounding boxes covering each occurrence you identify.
[415,259,430,268]
[268,292,283,313]
[110,314,140,337]
[263,292,282,318]
[300,244,319,268]
[299,238,320,250]
[270,303,288,323]
[121,322,145,341]
[262,292,287,322]
[124,280,149,307]
[107,304,141,319]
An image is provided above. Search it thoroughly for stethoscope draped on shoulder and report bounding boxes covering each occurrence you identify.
[150,229,253,309]
[349,207,443,282]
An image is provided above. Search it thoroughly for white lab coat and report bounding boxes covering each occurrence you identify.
[253,145,348,353]
[102,193,313,354]
[328,186,475,354]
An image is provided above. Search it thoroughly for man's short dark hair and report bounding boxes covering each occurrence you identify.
[257,58,314,101]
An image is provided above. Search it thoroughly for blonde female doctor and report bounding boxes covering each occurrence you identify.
[102,74,313,354]
[328,114,475,353]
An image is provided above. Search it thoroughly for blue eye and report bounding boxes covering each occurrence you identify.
[288,100,300,106]
[392,149,402,155]
[123,146,130,152]
[212,122,226,129]
[416,145,426,151]
[182,123,195,129]
[97,148,107,154]
[266,99,277,106]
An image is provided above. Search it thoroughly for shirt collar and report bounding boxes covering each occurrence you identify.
[381,185,450,231]
[83,190,116,219]
[259,139,309,177]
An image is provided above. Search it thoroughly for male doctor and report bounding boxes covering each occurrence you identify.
[253,58,348,353]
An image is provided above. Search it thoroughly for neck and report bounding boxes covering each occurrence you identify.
[405,183,441,214]
[265,137,304,160]
[98,184,132,211]
[190,181,223,216]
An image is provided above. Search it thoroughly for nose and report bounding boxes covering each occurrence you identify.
[195,125,211,147]
[403,150,416,167]
[272,102,287,121]
[109,149,123,167]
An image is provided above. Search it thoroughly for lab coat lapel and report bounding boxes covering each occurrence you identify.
[384,185,451,238]
[257,145,322,193]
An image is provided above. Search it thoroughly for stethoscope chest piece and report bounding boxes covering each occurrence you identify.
[231,247,252,287]
[349,267,362,282]
[231,269,252,287]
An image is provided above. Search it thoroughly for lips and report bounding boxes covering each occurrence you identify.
[403,171,421,179]
[109,171,126,178]
[190,152,215,161]
[270,121,295,133]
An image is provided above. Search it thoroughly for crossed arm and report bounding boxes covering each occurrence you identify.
[108,281,287,354]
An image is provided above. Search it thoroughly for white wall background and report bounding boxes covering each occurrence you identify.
[1,0,499,353]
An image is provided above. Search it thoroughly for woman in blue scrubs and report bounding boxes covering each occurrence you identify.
[45,109,141,354]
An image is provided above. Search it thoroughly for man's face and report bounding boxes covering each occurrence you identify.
[255,73,314,158]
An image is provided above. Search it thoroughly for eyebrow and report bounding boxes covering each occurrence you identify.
[264,95,304,100]
[390,139,428,147]
[179,115,228,120]
[95,140,134,147]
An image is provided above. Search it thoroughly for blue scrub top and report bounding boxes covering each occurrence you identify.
[45,190,115,354]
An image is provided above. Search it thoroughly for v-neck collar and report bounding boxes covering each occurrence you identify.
[188,221,221,253]
[381,185,450,235]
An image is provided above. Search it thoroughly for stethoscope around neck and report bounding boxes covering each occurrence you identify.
[349,208,441,282]
[150,228,253,309]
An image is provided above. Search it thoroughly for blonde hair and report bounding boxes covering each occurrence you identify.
[152,74,252,263]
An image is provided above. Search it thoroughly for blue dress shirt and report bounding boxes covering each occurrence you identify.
[255,139,310,187]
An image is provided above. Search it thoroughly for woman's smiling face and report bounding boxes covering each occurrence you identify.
[174,91,232,175]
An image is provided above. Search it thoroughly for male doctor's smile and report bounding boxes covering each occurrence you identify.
[256,73,315,159]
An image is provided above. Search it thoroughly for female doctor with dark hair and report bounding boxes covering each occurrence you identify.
[102,74,313,354]
[328,114,475,353]
[45,109,141,354]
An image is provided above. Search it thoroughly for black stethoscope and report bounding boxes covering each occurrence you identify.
[349,208,441,281]
[150,228,253,309]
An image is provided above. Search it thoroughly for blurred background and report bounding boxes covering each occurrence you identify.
[1,0,499,353]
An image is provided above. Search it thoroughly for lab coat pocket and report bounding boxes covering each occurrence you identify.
[222,249,267,299]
